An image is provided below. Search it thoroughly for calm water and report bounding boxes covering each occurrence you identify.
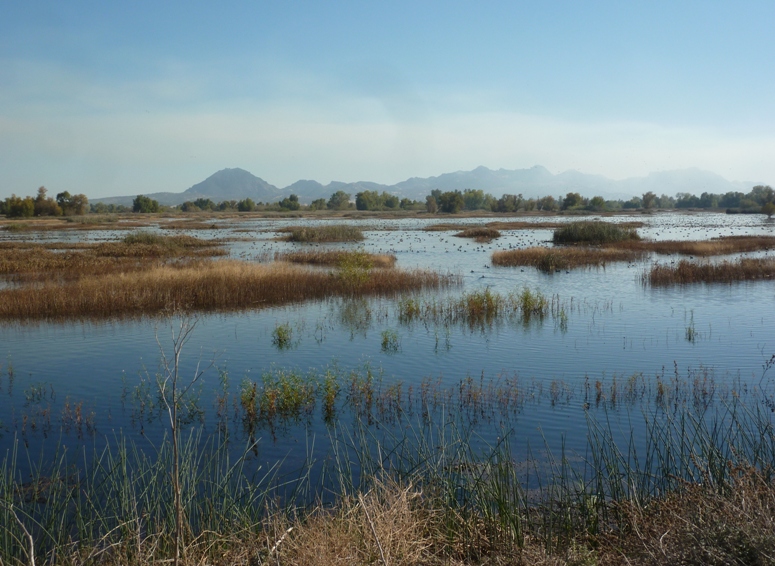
[1,212,774,477]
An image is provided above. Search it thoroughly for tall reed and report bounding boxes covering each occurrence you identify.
[0,261,455,319]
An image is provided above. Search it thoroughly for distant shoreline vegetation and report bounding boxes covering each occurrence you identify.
[2,183,774,218]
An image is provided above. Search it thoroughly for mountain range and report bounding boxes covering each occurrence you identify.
[92,166,758,207]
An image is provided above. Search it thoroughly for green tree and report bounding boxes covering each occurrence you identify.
[536,195,558,211]
[562,192,584,210]
[133,195,160,213]
[494,193,523,213]
[309,198,327,211]
[34,186,62,216]
[462,188,487,210]
[642,191,657,209]
[3,194,35,217]
[327,190,351,210]
[438,190,465,213]
[588,196,606,211]
[763,202,775,218]
[237,198,256,212]
[425,195,438,213]
[279,194,300,210]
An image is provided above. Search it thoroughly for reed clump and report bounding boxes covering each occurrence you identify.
[553,220,640,244]
[453,226,502,242]
[279,225,364,242]
[492,246,645,271]
[275,249,396,268]
[0,261,454,319]
[647,257,775,285]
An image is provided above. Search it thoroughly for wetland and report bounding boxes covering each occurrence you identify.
[1,210,775,564]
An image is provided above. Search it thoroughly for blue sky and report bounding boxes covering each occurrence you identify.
[1,1,773,199]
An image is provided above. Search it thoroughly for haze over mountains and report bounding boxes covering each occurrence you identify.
[93,166,757,207]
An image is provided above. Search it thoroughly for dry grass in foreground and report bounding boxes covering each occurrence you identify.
[647,257,775,285]
[0,260,453,319]
[275,249,397,268]
[44,466,775,566]
[493,246,646,272]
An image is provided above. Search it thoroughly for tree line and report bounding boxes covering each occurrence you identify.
[3,185,774,217]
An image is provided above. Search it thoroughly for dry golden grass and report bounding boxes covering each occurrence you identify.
[619,235,775,256]
[275,249,397,268]
[492,246,646,271]
[597,465,775,566]
[647,257,775,285]
[0,260,453,319]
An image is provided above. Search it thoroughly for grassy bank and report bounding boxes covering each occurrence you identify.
[0,260,454,319]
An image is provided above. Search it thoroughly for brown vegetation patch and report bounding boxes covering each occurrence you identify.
[646,257,775,285]
[0,234,226,283]
[453,227,502,242]
[0,261,453,319]
[275,250,397,268]
[493,246,645,272]
[620,235,775,256]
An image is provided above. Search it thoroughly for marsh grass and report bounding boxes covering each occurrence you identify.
[620,234,775,256]
[0,234,226,284]
[492,246,645,271]
[3,359,775,565]
[396,287,563,331]
[278,225,364,242]
[647,257,775,285]
[0,261,454,319]
[275,249,396,268]
[553,221,641,244]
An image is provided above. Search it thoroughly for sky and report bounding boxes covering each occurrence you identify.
[1,0,774,199]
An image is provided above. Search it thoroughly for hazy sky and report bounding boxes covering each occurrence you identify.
[2,1,774,199]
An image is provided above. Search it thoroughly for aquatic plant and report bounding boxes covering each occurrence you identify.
[272,322,294,349]
[380,329,401,353]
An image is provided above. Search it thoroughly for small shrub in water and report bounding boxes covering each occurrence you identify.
[272,322,294,349]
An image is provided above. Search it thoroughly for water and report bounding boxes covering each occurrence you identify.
[1,212,774,480]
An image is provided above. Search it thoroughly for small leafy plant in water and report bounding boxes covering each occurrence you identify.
[381,329,401,353]
[272,322,294,349]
